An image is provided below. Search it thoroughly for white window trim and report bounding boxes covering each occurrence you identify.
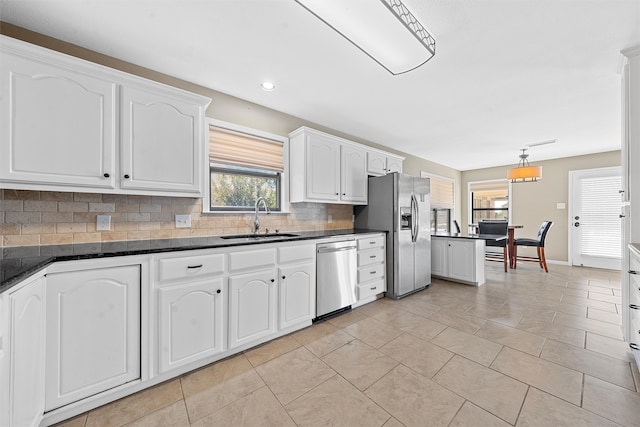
[203,118,290,214]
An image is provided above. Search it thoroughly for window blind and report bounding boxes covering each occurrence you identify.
[210,126,284,172]
[579,176,622,259]
[429,176,454,209]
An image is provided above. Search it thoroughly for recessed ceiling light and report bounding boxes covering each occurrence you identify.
[259,81,276,91]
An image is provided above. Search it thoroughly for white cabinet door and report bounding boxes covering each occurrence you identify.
[120,86,203,196]
[386,156,403,174]
[341,145,367,203]
[228,269,277,349]
[448,240,475,283]
[45,265,140,411]
[431,238,448,277]
[158,278,224,374]
[279,263,315,329]
[7,277,45,427]
[367,151,387,176]
[305,133,340,201]
[0,49,116,189]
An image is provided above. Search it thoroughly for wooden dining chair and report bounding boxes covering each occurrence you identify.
[478,220,508,272]
[513,221,553,272]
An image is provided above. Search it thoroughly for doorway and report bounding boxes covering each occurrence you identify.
[569,166,622,270]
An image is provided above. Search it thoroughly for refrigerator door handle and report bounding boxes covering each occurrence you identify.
[411,194,418,243]
[414,194,420,242]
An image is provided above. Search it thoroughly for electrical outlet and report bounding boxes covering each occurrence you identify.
[175,214,192,228]
[96,215,111,231]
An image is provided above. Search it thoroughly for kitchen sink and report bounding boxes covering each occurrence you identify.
[220,233,299,240]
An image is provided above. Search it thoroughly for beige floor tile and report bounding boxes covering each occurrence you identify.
[582,375,640,426]
[379,333,454,378]
[382,417,405,427]
[366,365,464,427]
[585,332,635,362]
[586,307,622,325]
[343,317,404,349]
[587,292,621,304]
[372,308,448,341]
[85,379,183,427]
[585,284,616,294]
[181,354,264,422]
[553,312,623,340]
[191,386,295,427]
[255,346,335,405]
[244,334,300,367]
[517,387,618,427]
[530,297,587,317]
[449,401,512,427]
[426,310,487,334]
[516,316,585,347]
[464,303,527,327]
[293,321,355,357]
[286,374,390,426]
[321,339,398,390]
[394,296,441,318]
[327,308,369,328]
[475,321,546,356]
[491,347,583,405]
[122,400,189,427]
[431,327,502,366]
[540,339,635,390]
[433,355,528,424]
[53,414,87,427]
[561,294,619,312]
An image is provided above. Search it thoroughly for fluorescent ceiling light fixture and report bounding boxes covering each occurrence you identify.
[295,0,436,75]
[259,81,276,91]
[507,149,542,183]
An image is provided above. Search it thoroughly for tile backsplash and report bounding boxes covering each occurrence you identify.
[0,190,354,247]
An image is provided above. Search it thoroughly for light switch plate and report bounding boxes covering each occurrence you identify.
[96,215,111,231]
[556,202,566,209]
[175,214,192,228]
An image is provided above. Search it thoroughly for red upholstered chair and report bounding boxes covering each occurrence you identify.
[513,221,553,272]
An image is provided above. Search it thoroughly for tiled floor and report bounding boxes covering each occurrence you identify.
[57,263,640,427]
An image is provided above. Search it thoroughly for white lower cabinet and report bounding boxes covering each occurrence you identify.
[3,275,46,427]
[45,265,141,411]
[228,269,277,349]
[355,234,386,305]
[278,263,315,329]
[431,236,485,286]
[157,278,225,374]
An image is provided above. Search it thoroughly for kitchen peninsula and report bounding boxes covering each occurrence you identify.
[431,232,507,286]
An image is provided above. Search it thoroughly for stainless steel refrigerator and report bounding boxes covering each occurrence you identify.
[354,173,431,299]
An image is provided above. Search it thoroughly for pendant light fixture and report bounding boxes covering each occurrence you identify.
[507,149,542,183]
[294,0,436,75]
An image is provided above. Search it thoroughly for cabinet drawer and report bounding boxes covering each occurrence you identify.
[630,315,640,348]
[358,264,384,283]
[358,248,384,267]
[630,253,640,275]
[278,244,315,264]
[357,279,385,300]
[157,253,225,282]
[357,235,385,250]
[229,248,276,272]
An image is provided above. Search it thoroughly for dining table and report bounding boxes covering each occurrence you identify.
[470,223,524,268]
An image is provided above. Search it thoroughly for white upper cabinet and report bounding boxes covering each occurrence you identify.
[120,86,203,195]
[0,35,210,197]
[340,145,368,203]
[0,45,117,189]
[303,131,341,202]
[367,150,404,176]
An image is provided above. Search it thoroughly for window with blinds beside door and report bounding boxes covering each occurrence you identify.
[208,124,286,211]
[422,172,454,232]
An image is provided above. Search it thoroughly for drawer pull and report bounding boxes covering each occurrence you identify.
[216,289,221,294]
[630,270,638,275]
[630,304,640,310]
[630,343,640,351]
[370,255,377,258]
[370,271,377,274]
[370,286,378,290]
[270,278,275,282]
[187,264,203,269]
[369,241,376,245]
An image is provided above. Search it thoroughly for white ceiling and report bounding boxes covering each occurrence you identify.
[1,0,639,170]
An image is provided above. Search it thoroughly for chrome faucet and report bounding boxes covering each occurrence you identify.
[254,197,271,235]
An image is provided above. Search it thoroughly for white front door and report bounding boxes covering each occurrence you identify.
[570,167,622,270]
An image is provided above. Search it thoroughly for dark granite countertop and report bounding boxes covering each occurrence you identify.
[432,231,508,241]
[1,228,384,293]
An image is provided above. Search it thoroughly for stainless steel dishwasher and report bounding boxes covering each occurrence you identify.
[316,239,357,319]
